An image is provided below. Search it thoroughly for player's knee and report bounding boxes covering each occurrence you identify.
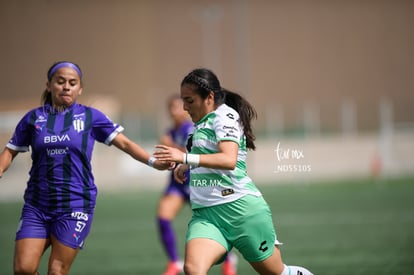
[14,261,38,275]
[183,261,208,275]
[48,262,71,275]
[183,262,194,274]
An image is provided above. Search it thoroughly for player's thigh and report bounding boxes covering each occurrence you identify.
[14,238,50,273]
[48,235,80,274]
[186,215,229,266]
[249,246,285,275]
[185,238,227,274]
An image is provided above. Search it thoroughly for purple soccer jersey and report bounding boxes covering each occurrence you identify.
[167,120,194,149]
[7,103,123,214]
[165,120,193,197]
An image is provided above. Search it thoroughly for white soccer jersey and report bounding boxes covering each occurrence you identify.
[189,104,262,209]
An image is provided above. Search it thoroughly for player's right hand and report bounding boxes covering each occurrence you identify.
[173,164,189,184]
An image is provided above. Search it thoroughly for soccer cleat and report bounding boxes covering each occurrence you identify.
[222,261,237,275]
[222,252,238,275]
[163,261,183,275]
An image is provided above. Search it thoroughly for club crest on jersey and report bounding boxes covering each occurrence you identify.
[73,118,85,133]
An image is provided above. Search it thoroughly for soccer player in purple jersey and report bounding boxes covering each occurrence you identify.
[156,95,193,275]
[157,95,238,275]
[0,61,171,275]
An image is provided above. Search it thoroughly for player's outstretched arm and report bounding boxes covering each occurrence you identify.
[111,133,171,170]
[0,147,18,178]
[154,141,238,170]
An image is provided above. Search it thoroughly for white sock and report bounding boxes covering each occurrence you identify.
[281,264,314,275]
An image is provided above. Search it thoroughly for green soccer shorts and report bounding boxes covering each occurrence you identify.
[187,195,280,262]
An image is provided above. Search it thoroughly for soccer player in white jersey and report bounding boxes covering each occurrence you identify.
[156,95,237,275]
[154,68,313,275]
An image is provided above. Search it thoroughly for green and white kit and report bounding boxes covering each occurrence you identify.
[188,103,262,209]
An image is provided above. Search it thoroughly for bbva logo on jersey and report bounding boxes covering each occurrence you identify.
[73,118,85,133]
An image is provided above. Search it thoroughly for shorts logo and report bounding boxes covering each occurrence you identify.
[259,240,268,252]
[73,233,80,242]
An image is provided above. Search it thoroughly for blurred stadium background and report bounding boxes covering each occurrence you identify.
[0,1,413,274]
[1,0,413,196]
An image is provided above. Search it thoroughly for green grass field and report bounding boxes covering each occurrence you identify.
[1,176,413,274]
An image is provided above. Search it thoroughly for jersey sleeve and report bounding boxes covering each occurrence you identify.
[213,108,241,144]
[90,108,124,145]
[6,110,34,152]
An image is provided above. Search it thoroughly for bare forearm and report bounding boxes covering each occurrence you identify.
[123,142,151,164]
[112,133,171,170]
[0,147,17,177]
[112,135,150,164]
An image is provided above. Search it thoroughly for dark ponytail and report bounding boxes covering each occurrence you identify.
[41,90,52,105]
[181,68,257,150]
[222,89,257,150]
